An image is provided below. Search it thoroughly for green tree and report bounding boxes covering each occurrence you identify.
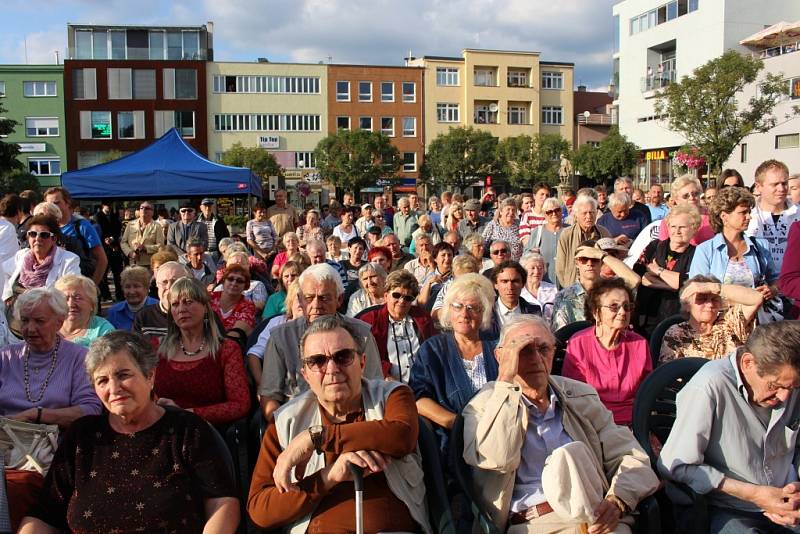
[571,126,638,181]
[654,50,793,175]
[221,142,283,180]
[314,130,400,195]
[424,127,500,190]
[497,133,569,188]
[0,102,22,176]
[0,169,40,196]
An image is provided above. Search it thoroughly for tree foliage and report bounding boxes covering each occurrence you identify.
[571,126,639,181]
[654,50,793,175]
[221,142,283,180]
[0,102,22,177]
[314,129,400,194]
[497,133,569,188]
[424,127,500,190]
[0,170,40,196]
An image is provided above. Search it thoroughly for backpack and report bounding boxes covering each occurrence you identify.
[67,219,97,278]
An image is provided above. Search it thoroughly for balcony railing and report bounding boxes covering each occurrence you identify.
[68,46,208,61]
[755,41,799,59]
[641,70,676,92]
[577,113,613,125]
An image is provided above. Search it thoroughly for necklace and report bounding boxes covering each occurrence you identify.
[23,336,61,404]
[180,338,206,356]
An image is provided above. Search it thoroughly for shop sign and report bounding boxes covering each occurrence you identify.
[17,143,46,153]
[258,135,280,149]
[645,150,668,161]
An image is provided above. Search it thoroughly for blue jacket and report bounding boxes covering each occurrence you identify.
[107,297,159,331]
[688,233,777,285]
[410,333,498,456]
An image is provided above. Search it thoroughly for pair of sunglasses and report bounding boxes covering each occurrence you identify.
[391,292,415,302]
[27,230,54,240]
[303,348,358,372]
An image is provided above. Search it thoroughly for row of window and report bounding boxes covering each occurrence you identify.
[212,75,320,94]
[630,0,699,35]
[435,103,561,125]
[335,81,416,103]
[334,116,417,136]
[214,114,321,132]
[0,81,58,98]
[78,110,195,140]
[28,158,61,176]
[72,68,197,100]
[435,67,562,89]
[74,29,202,60]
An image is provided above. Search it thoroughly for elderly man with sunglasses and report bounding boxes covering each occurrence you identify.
[120,201,165,268]
[461,315,658,533]
[248,314,432,534]
[258,263,383,421]
[167,201,208,255]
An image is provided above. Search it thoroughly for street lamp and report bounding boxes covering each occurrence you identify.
[577,110,591,148]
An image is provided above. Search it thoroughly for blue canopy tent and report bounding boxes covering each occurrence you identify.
[60,128,262,199]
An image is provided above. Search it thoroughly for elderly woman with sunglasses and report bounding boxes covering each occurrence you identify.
[410,273,498,454]
[482,198,523,261]
[562,277,651,426]
[659,274,763,364]
[524,197,564,286]
[209,264,257,342]
[657,175,715,245]
[357,270,436,381]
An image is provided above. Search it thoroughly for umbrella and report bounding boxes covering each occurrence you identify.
[740,20,800,47]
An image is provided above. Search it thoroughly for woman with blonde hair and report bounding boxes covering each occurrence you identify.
[54,274,114,347]
[444,202,464,233]
[107,265,159,330]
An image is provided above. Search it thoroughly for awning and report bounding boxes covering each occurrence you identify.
[740,20,800,47]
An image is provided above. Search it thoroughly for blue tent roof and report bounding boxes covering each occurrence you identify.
[61,128,262,199]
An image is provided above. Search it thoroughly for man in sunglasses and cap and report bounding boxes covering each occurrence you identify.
[248,314,432,534]
[167,201,208,254]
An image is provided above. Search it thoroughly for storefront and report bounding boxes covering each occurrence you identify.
[284,169,335,210]
[636,147,680,191]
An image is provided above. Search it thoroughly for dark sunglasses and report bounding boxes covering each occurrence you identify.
[303,348,358,372]
[225,277,247,284]
[27,230,54,240]
[491,248,509,255]
[544,208,561,216]
[391,291,415,302]
[179,208,195,213]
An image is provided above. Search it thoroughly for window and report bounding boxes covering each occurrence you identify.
[295,152,315,169]
[402,152,416,172]
[149,31,165,60]
[336,81,350,101]
[107,68,132,99]
[132,69,156,99]
[474,104,498,124]
[402,117,416,136]
[162,68,197,99]
[381,117,394,136]
[542,106,563,125]
[740,143,747,163]
[790,77,800,99]
[630,0,698,34]
[117,111,145,139]
[23,81,56,97]
[359,117,373,131]
[166,31,183,60]
[25,117,59,137]
[359,81,372,102]
[436,67,459,86]
[82,111,112,139]
[174,111,195,138]
[0,82,5,97]
[73,69,97,99]
[508,106,528,125]
[75,30,93,59]
[28,158,60,176]
[182,31,199,60]
[474,69,495,87]
[402,82,416,102]
[336,116,351,130]
[92,30,108,59]
[110,30,126,59]
[213,113,322,132]
[212,75,320,94]
[436,103,459,123]
[776,134,799,149]
[542,72,564,90]
[507,70,528,87]
[381,82,394,102]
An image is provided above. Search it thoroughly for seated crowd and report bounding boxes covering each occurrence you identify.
[1,160,800,533]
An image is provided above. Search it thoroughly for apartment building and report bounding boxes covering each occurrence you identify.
[408,49,574,149]
[327,64,424,195]
[612,0,800,188]
[573,86,614,149]
[64,23,212,169]
[0,65,66,188]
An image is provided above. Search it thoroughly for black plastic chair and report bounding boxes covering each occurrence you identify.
[354,304,384,320]
[648,314,685,367]
[632,357,709,533]
[418,417,456,534]
[551,320,592,376]
[425,284,443,314]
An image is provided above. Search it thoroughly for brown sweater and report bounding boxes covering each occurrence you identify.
[247,387,421,533]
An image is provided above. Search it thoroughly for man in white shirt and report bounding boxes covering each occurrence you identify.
[746,159,798,270]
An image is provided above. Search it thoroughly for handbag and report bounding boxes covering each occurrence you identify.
[0,417,59,476]
[749,236,791,324]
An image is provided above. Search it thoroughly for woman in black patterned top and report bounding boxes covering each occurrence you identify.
[19,331,239,534]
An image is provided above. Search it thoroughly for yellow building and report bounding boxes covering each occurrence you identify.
[408,49,574,147]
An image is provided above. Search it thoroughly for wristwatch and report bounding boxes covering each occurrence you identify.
[308,425,326,454]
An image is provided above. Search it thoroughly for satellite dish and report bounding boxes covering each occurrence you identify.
[488,103,499,113]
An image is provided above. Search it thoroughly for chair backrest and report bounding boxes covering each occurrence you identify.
[632,357,709,469]
[551,320,592,376]
[648,314,685,367]
[425,284,443,313]
[449,413,501,534]
[417,417,456,534]
[355,304,384,320]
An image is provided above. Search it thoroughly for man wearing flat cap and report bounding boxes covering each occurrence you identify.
[198,198,229,259]
[167,201,208,254]
[458,199,488,240]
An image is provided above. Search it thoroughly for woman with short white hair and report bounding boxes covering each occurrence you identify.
[346,263,387,317]
[520,251,558,319]
[525,196,564,285]
[482,198,522,261]
[658,174,715,245]
[54,274,114,348]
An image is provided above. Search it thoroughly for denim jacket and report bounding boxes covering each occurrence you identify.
[688,233,777,285]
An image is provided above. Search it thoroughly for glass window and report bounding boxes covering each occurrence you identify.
[359,81,372,102]
[132,69,156,99]
[175,69,197,99]
[110,30,126,59]
[474,70,495,86]
[402,152,416,172]
[402,117,416,136]
[678,0,688,16]
[740,143,747,163]
[381,117,394,136]
[475,104,498,124]
[183,31,199,59]
[688,0,699,12]
[91,111,112,139]
[175,111,194,138]
[776,134,799,149]
[118,111,135,138]
[336,116,350,130]
[402,82,416,102]
[667,1,678,20]
[381,81,394,102]
[613,15,620,53]
[28,158,60,176]
[507,70,528,87]
[0,81,5,97]
[542,106,563,125]
[436,103,459,122]
[542,72,563,90]
[436,67,459,86]
[295,152,315,169]
[166,31,182,60]
[790,78,800,99]
[75,30,92,59]
[92,30,108,59]
[25,117,59,137]
[149,31,165,59]
[336,81,350,101]
[359,117,372,131]
[23,81,57,97]
[508,106,527,125]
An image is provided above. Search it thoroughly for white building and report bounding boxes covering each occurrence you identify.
[612,0,800,189]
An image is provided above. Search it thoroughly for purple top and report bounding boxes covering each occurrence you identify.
[0,339,101,416]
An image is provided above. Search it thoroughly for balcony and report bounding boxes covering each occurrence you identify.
[641,70,676,92]
[68,46,208,61]
[577,113,613,125]
[755,41,799,59]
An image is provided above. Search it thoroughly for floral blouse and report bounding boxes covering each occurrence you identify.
[210,291,256,331]
[659,305,753,364]
[482,220,522,261]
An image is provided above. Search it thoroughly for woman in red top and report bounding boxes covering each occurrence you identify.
[210,264,257,342]
[155,277,250,425]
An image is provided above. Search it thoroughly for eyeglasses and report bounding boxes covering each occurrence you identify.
[303,348,358,372]
[680,192,701,199]
[576,257,601,265]
[391,291,416,303]
[601,303,631,314]
[179,208,195,213]
[225,277,247,284]
[27,230,54,240]
[544,209,561,216]
[450,302,482,315]
[491,249,509,255]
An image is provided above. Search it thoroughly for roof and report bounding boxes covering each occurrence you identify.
[540,61,575,67]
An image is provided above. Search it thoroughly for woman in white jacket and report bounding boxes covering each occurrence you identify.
[3,214,80,301]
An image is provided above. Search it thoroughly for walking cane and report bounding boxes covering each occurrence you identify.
[348,462,365,534]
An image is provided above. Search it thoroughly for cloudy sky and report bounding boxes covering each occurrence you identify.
[1,0,617,90]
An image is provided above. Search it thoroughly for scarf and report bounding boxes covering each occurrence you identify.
[19,247,56,289]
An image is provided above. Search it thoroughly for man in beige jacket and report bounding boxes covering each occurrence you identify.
[120,201,165,268]
[462,316,658,533]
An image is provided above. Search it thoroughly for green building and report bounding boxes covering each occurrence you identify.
[0,64,66,188]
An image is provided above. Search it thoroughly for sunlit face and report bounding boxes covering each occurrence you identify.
[200,204,213,218]
[179,207,195,223]
[341,211,353,225]
[223,272,248,297]
[525,260,545,287]
[614,181,632,196]
[632,190,644,203]
[62,285,93,323]
[123,281,147,306]
[409,194,419,208]
[301,278,340,322]
[44,192,70,224]
[284,235,300,252]
[576,255,601,284]
[21,302,64,352]
[300,329,365,406]
[574,203,597,231]
[156,266,187,304]
[489,242,510,265]
[610,203,630,221]
[416,238,432,257]
[383,236,401,258]
[466,208,479,222]
[187,246,204,269]
[449,294,483,336]
[494,267,523,305]
[757,168,789,207]
[307,245,326,264]
[27,224,56,258]
[374,196,385,210]
[93,351,155,420]
[275,191,287,207]
[649,186,663,205]
[704,188,717,206]
[255,208,267,221]
[349,243,366,263]
[306,211,320,226]
[741,357,800,408]
[687,285,723,324]
[430,198,442,211]
[444,233,460,249]
[359,269,384,295]
[170,294,206,330]
[676,184,702,207]
[597,191,607,205]
[594,288,631,330]
[400,202,410,215]
[500,205,516,224]
[534,188,549,209]
[435,248,453,274]
[281,266,299,290]
[371,253,390,271]
[788,177,800,205]
[139,204,154,222]
[385,285,416,320]
[721,204,752,232]
[500,322,555,383]
[521,197,533,212]
[667,213,697,247]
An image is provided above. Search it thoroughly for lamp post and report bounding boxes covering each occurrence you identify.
[577,110,591,148]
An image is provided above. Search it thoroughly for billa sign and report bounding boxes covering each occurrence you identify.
[645,150,668,161]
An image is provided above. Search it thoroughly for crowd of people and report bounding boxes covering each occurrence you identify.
[1,158,800,532]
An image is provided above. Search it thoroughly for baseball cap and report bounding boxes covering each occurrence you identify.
[361,203,373,211]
